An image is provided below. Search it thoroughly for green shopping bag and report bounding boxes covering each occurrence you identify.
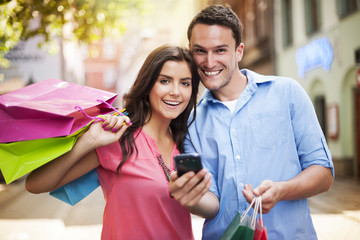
[0,123,91,184]
[220,197,262,240]
[220,213,254,240]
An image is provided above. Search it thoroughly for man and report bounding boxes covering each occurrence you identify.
[169,4,334,240]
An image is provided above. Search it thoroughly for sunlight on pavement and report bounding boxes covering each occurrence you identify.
[312,213,360,240]
[0,219,64,240]
[63,225,102,240]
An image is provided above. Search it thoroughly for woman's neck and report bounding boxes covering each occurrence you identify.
[142,115,172,143]
[142,115,174,166]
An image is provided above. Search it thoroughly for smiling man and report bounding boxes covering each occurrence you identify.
[169,4,335,240]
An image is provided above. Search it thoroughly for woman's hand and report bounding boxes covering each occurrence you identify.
[169,169,219,218]
[84,115,131,149]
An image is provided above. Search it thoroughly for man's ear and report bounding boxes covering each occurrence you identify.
[188,43,191,50]
[236,43,245,62]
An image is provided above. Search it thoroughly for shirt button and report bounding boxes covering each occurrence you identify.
[235,155,240,160]
[231,128,236,133]
[239,183,244,187]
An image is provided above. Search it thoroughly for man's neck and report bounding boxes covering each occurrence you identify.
[212,71,248,102]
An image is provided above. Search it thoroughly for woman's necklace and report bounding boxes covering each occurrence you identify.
[157,155,171,182]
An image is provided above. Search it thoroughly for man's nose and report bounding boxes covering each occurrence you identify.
[205,53,216,68]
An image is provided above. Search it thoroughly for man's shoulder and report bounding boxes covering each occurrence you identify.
[243,69,295,85]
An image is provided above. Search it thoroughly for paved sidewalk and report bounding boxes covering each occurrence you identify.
[0,177,360,239]
[308,177,360,240]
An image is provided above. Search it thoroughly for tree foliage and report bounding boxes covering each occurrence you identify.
[0,0,148,68]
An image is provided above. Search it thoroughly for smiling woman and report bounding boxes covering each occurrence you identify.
[149,60,193,124]
[25,45,201,239]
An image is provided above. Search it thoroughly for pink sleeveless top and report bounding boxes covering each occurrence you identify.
[96,129,194,240]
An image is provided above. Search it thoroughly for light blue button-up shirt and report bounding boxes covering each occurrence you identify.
[185,69,334,240]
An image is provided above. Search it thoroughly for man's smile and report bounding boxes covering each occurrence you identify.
[203,70,222,76]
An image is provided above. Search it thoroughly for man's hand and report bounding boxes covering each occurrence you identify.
[243,180,285,214]
[242,165,333,214]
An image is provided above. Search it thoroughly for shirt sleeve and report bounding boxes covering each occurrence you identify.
[96,141,123,172]
[184,113,220,198]
[289,80,335,177]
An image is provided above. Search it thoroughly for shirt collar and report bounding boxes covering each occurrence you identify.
[199,69,275,104]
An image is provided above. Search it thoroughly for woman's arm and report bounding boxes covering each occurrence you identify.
[25,115,131,193]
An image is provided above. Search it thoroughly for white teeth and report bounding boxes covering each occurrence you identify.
[204,70,220,76]
[163,100,180,106]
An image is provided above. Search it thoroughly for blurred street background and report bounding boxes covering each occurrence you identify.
[1,0,360,239]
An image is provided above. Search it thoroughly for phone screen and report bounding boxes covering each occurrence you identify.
[174,153,203,177]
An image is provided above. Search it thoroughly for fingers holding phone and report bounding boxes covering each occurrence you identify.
[170,153,212,207]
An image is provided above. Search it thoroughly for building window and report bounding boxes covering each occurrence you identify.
[282,0,293,47]
[337,0,360,18]
[314,95,327,139]
[304,0,321,36]
[255,0,270,42]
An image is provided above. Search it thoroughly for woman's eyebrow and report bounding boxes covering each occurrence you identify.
[159,74,173,79]
[159,74,192,81]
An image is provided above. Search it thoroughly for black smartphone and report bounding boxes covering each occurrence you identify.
[174,153,203,177]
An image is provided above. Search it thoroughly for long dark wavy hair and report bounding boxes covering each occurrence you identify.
[117,45,200,173]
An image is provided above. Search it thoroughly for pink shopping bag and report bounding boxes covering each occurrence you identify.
[253,219,268,240]
[0,79,117,143]
[253,196,268,240]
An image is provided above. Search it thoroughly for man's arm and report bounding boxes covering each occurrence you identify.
[169,169,219,219]
[243,165,333,214]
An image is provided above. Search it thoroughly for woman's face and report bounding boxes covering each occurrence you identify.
[149,60,192,123]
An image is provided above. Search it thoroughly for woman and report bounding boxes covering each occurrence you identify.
[25,45,203,239]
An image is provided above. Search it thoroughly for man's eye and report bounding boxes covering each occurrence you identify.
[193,49,205,54]
[216,48,226,53]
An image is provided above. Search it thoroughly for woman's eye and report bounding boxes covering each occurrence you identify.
[181,81,191,87]
[160,79,170,84]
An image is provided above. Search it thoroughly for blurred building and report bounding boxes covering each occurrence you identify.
[0,36,85,95]
[273,0,360,178]
[83,40,120,93]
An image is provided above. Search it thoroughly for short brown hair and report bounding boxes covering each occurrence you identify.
[187,4,243,48]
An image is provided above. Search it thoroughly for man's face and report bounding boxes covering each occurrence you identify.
[189,24,243,92]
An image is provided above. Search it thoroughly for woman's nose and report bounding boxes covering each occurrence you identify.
[170,84,180,96]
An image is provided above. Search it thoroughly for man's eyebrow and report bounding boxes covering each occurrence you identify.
[192,44,204,49]
[192,44,229,49]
